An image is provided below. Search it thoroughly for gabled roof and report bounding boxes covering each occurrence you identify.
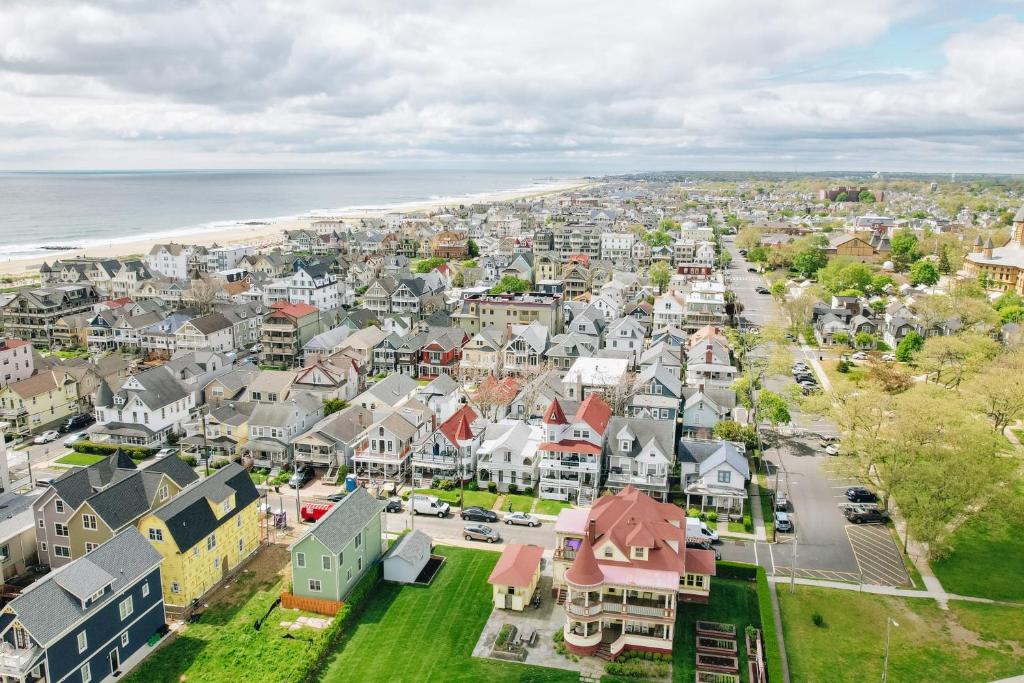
[488,544,544,588]
[298,488,385,554]
[543,398,569,425]
[439,404,478,445]
[574,393,612,435]
[152,463,259,552]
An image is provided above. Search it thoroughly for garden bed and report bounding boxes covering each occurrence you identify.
[695,672,740,683]
[696,636,737,655]
[696,653,739,673]
[696,621,736,638]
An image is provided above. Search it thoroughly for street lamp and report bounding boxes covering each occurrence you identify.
[881,617,899,683]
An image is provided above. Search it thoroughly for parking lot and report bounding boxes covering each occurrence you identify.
[845,523,912,586]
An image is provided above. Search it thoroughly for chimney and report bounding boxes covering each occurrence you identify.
[588,519,597,545]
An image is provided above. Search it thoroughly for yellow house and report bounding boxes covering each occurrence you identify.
[488,544,544,611]
[137,462,262,608]
[0,368,83,436]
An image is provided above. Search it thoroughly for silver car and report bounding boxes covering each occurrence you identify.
[463,524,501,543]
[504,512,541,527]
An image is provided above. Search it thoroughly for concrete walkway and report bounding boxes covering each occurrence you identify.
[748,481,768,542]
[798,343,833,392]
[767,581,792,683]
[767,575,1024,607]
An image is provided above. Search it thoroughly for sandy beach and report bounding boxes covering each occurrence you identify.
[0,178,594,277]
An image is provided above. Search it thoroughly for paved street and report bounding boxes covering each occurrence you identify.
[723,237,910,586]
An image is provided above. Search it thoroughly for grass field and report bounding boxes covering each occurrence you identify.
[320,546,576,683]
[55,452,106,466]
[124,548,322,683]
[672,578,761,682]
[932,493,1024,602]
[413,488,498,510]
[535,498,572,516]
[502,493,536,513]
[778,585,1024,682]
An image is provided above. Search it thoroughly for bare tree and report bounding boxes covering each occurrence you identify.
[599,371,640,416]
[185,276,221,314]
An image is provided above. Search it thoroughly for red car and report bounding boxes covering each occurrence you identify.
[300,502,333,523]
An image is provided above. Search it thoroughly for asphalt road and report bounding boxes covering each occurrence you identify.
[723,237,908,585]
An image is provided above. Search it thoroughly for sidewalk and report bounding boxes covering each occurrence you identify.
[766,575,1024,607]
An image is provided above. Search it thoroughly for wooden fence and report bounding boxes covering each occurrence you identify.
[281,591,344,616]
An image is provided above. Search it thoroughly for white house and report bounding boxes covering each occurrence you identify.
[563,357,630,401]
[677,438,751,519]
[477,420,543,493]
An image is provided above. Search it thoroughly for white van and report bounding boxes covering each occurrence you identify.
[685,517,719,547]
[412,495,450,518]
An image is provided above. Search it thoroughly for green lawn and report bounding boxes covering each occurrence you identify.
[502,493,536,513]
[673,578,761,682]
[320,546,576,683]
[54,453,106,466]
[535,499,572,516]
[932,494,1024,602]
[778,585,1024,682]
[1012,428,1024,444]
[125,569,324,683]
[413,488,498,510]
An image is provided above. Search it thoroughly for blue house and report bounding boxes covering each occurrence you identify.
[0,528,164,683]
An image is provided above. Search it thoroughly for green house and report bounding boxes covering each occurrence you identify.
[289,488,385,601]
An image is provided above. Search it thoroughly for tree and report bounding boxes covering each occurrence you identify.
[816,258,874,294]
[781,289,820,328]
[467,239,480,258]
[414,257,446,273]
[833,332,850,347]
[835,192,849,202]
[323,398,349,416]
[937,245,952,274]
[732,375,759,410]
[967,350,1024,432]
[890,229,921,271]
[718,249,733,268]
[858,190,875,203]
[769,281,786,301]
[917,333,1000,389]
[909,261,939,287]
[599,372,641,416]
[758,390,791,428]
[712,420,759,450]
[649,261,671,294]
[747,246,769,263]
[853,331,876,349]
[489,275,531,294]
[792,247,827,278]
[644,230,673,247]
[736,227,764,251]
[895,331,923,362]
[658,218,680,232]
[452,271,465,287]
[870,274,895,294]
[867,361,912,393]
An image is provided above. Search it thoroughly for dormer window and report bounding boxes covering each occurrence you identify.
[632,547,646,560]
[620,440,632,451]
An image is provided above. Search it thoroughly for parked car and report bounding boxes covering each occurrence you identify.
[505,512,541,527]
[844,506,889,524]
[383,497,403,513]
[249,343,263,354]
[300,502,333,523]
[824,444,839,456]
[755,286,770,295]
[325,491,348,503]
[463,524,501,543]
[412,494,450,517]
[747,267,758,273]
[882,353,897,362]
[62,431,88,448]
[774,511,794,533]
[852,352,869,361]
[461,506,498,523]
[33,430,59,445]
[59,413,93,433]
[288,467,314,489]
[775,492,789,511]
[846,486,878,503]
[739,249,748,256]
[154,447,178,458]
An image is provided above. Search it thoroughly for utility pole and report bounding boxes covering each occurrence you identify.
[790,530,798,593]
[882,617,899,683]
[200,407,211,478]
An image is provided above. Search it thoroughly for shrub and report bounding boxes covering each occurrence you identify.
[73,440,155,460]
[812,612,827,628]
[465,481,480,491]
[487,482,497,493]
[210,459,230,470]
[687,507,701,517]
[436,479,455,491]
[836,359,851,373]
[179,454,198,467]
[707,511,719,522]
[523,486,534,496]
[507,483,519,494]
[495,623,514,648]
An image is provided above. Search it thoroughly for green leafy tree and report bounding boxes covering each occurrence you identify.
[769,281,786,300]
[833,331,851,347]
[858,190,876,203]
[854,331,876,349]
[747,246,769,263]
[452,271,465,287]
[792,247,827,278]
[649,261,671,294]
[890,229,921,271]
[467,239,480,258]
[489,275,531,294]
[937,245,952,274]
[658,218,680,232]
[817,258,874,294]
[758,390,791,427]
[643,230,673,247]
[323,398,349,416]
[712,420,759,451]
[835,192,849,202]
[870,274,895,293]
[414,257,446,273]
[895,330,924,363]
[909,260,940,287]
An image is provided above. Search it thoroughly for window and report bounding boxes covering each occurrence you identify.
[55,523,69,537]
[717,470,732,484]
[40,542,47,552]
[119,596,133,620]
[149,528,163,542]
[308,579,322,592]
[81,662,92,683]
[85,542,98,553]
[357,557,362,570]
[82,514,97,530]
[207,533,217,551]
[77,630,88,653]
[347,568,353,582]
[322,556,332,571]
[54,545,71,558]
[236,514,242,528]
[37,518,44,529]
[355,532,361,549]
[603,546,613,558]
[55,500,65,513]
[158,485,169,501]
[237,537,244,553]
[142,582,150,598]
[296,552,305,568]
[214,557,220,570]
[121,632,129,647]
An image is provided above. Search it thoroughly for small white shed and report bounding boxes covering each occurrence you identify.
[383,530,433,584]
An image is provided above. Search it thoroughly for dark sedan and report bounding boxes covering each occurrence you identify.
[460,506,498,523]
[846,486,878,503]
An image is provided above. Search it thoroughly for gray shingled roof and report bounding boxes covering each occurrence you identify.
[153,463,259,551]
[300,487,384,554]
[384,529,432,567]
[8,529,161,647]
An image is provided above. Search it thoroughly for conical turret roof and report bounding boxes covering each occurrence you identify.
[565,538,604,588]
[542,398,568,425]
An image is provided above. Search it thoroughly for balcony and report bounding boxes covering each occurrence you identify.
[606,470,669,489]
[565,598,602,617]
[0,644,41,677]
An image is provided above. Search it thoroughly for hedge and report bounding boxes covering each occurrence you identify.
[715,560,758,581]
[73,441,155,460]
[298,561,382,683]
[756,566,785,683]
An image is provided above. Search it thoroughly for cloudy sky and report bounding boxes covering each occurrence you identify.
[1,0,1023,172]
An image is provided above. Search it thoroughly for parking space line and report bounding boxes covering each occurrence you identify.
[844,525,910,586]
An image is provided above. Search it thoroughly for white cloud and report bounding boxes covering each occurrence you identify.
[0,0,1021,170]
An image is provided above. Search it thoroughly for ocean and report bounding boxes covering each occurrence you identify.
[0,170,575,260]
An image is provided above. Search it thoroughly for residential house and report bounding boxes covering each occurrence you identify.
[0,368,84,437]
[545,333,598,375]
[680,385,736,435]
[174,313,235,354]
[459,326,507,378]
[264,259,340,311]
[825,234,876,260]
[91,366,193,447]
[242,394,323,469]
[417,327,468,379]
[684,341,737,390]
[552,486,717,658]
[488,544,544,612]
[563,357,629,402]
[604,417,675,501]
[137,463,261,608]
[0,338,34,390]
[603,317,646,365]
[453,291,563,336]
[0,528,164,683]
[1,284,100,344]
[538,395,612,505]
[411,405,482,488]
[146,243,203,279]
[260,302,321,368]
[476,420,543,493]
[351,408,425,486]
[0,491,41,581]
[33,451,198,568]
[677,438,750,519]
[503,322,550,376]
[292,405,373,480]
[652,292,686,330]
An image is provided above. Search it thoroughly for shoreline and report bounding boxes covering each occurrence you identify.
[0,178,594,277]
